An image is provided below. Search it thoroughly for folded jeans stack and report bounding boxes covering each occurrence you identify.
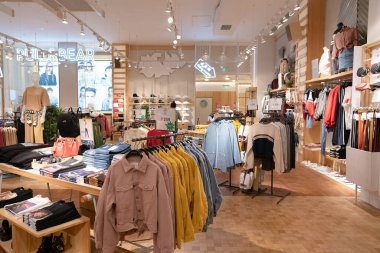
[58,167,103,184]
[85,171,107,187]
[82,142,130,169]
[23,200,80,231]
[5,195,51,218]
[39,158,86,178]
[329,146,346,159]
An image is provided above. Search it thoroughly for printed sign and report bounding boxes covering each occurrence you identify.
[135,109,147,120]
[79,118,94,145]
[247,99,258,110]
[268,98,283,111]
[154,108,176,131]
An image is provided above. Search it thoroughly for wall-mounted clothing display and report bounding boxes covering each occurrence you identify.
[203,119,242,172]
[22,86,50,144]
[351,110,380,152]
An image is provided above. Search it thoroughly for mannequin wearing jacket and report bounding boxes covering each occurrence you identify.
[20,72,50,143]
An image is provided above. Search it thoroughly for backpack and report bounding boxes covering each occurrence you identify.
[57,108,80,138]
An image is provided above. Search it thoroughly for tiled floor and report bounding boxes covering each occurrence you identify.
[1,165,380,253]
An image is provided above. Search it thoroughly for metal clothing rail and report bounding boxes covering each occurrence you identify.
[131,131,188,144]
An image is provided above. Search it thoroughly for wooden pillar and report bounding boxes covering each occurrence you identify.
[306,0,325,80]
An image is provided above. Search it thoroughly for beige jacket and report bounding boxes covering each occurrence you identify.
[94,154,174,253]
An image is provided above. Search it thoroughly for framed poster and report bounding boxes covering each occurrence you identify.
[79,118,94,145]
[38,59,59,106]
[78,60,112,111]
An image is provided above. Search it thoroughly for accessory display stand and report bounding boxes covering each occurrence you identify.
[0,209,90,253]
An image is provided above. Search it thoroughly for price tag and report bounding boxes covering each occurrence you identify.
[154,108,176,131]
[247,99,258,110]
[268,98,283,111]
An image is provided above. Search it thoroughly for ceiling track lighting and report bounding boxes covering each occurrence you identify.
[176,34,181,40]
[168,16,174,24]
[294,3,300,11]
[173,39,178,45]
[165,1,172,13]
[62,10,68,24]
[80,23,85,36]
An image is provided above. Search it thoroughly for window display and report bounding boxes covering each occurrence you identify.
[78,60,112,111]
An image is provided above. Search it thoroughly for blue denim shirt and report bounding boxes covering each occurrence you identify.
[203,120,242,172]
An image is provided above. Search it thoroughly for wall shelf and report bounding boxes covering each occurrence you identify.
[305,70,353,87]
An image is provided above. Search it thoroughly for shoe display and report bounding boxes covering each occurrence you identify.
[37,235,53,253]
[51,233,64,253]
[0,220,12,242]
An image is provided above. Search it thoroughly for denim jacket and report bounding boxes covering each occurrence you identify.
[203,120,242,172]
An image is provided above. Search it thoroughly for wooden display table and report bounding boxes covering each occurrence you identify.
[0,209,90,253]
[0,163,101,196]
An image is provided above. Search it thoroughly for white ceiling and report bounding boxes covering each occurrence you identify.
[0,0,296,48]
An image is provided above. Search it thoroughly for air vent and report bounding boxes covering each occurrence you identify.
[220,25,232,31]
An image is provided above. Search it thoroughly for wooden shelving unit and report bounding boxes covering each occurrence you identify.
[305,70,353,87]
[0,209,90,253]
[269,87,296,94]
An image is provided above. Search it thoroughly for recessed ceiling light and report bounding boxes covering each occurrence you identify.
[168,16,174,24]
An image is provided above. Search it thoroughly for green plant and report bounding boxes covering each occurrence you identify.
[141,105,150,119]
[43,105,62,144]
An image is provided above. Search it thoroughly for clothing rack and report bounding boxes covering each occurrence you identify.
[131,131,188,144]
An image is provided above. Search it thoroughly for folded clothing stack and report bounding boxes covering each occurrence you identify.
[329,146,346,159]
[4,195,51,218]
[58,167,103,184]
[9,150,53,170]
[23,200,80,231]
[0,143,49,163]
[40,158,85,178]
[85,170,107,187]
[0,187,33,208]
[82,142,130,169]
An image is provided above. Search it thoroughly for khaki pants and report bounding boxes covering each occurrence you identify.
[25,113,44,144]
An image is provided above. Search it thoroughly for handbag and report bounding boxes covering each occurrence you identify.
[57,108,80,138]
[53,137,80,158]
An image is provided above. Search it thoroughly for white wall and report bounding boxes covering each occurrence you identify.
[324,0,343,48]
[255,37,276,119]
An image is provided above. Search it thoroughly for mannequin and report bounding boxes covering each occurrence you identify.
[20,71,50,143]
[331,23,357,72]
[319,47,332,77]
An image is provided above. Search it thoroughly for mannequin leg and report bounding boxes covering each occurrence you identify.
[24,115,34,143]
[34,114,44,144]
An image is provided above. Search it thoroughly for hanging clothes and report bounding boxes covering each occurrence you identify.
[203,120,242,173]
[332,86,350,146]
[96,115,111,139]
[0,127,18,147]
[324,85,341,128]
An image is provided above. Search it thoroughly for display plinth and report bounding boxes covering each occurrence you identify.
[0,209,90,253]
[346,147,380,192]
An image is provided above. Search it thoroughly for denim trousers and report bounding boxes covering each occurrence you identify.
[321,119,328,155]
[338,48,354,70]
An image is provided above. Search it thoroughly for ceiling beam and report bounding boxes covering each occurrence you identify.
[32,0,58,13]
[84,0,105,18]
[0,3,15,17]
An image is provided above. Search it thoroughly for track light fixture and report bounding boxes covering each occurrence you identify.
[173,39,178,45]
[165,1,172,13]
[62,11,68,24]
[261,36,266,44]
[176,34,181,40]
[80,24,85,36]
[168,16,174,24]
[294,3,300,11]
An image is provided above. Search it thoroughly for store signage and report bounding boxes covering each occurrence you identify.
[247,99,258,110]
[154,108,176,131]
[194,58,216,78]
[268,98,283,111]
[16,48,95,62]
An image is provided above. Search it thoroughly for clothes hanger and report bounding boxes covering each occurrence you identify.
[125,149,143,159]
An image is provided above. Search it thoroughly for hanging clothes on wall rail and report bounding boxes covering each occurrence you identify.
[351,108,380,152]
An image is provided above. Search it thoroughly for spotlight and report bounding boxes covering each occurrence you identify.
[173,39,178,45]
[80,24,85,36]
[167,24,175,32]
[128,62,132,68]
[277,22,283,29]
[261,36,266,44]
[282,16,288,23]
[168,16,174,24]
[62,11,68,24]
[289,10,295,16]
[165,1,172,13]
[176,34,181,40]
[294,3,300,11]
[244,55,249,60]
